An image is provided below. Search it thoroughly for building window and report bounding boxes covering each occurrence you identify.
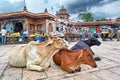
[29,24,35,33]
[30,26,32,30]
[37,24,42,31]
[30,24,35,30]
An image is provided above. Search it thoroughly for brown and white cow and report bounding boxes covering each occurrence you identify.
[8,36,68,71]
[53,48,97,73]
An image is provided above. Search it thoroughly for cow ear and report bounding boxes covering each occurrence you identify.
[76,50,84,60]
[46,40,53,47]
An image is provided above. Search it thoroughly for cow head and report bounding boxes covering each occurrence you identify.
[46,36,68,49]
[82,48,97,68]
[84,37,101,47]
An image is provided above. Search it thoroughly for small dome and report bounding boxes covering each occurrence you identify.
[44,8,48,13]
[59,6,67,13]
[23,6,28,11]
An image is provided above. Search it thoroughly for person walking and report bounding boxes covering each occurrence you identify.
[82,29,86,40]
[1,27,7,45]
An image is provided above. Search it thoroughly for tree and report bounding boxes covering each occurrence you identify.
[78,12,94,22]
[96,18,107,21]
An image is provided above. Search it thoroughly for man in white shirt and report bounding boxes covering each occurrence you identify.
[1,27,7,45]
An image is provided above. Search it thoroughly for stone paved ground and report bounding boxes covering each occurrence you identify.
[0,38,120,80]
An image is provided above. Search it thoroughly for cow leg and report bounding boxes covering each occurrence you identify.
[25,49,45,71]
[61,64,76,73]
[27,60,44,71]
[27,64,44,71]
[26,57,44,71]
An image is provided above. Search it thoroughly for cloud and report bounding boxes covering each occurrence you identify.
[26,0,67,14]
[65,0,102,14]
[44,0,48,3]
[63,0,120,20]
[89,0,120,19]
[0,0,24,13]
[0,0,120,20]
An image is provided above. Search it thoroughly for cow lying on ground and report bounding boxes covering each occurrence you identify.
[71,37,101,61]
[53,48,97,73]
[8,36,68,71]
[117,30,120,41]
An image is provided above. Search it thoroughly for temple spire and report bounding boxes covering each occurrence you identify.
[44,8,48,13]
[23,0,28,11]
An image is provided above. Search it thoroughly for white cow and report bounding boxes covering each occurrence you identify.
[8,36,68,71]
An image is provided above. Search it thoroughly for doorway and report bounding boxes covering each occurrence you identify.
[14,22,23,33]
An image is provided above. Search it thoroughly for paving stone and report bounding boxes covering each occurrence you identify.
[42,75,66,80]
[64,68,99,78]
[22,68,47,80]
[45,64,66,78]
[98,58,117,65]
[98,54,120,62]
[0,66,22,80]
[0,45,15,57]
[108,66,120,76]
[1,39,120,80]
[60,77,75,80]
[74,73,101,80]
[93,70,120,80]
[98,63,120,70]
[0,63,8,77]
[95,59,108,67]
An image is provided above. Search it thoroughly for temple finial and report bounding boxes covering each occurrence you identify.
[23,0,27,11]
[44,8,48,13]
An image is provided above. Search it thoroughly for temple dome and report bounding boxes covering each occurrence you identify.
[59,6,67,13]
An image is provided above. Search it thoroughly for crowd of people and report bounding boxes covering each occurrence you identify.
[3,23,118,45]
[0,28,29,45]
[52,23,92,40]
[0,24,93,45]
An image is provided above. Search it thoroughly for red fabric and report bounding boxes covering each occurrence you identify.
[96,26,100,33]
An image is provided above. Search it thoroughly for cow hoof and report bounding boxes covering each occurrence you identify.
[75,67,81,72]
[71,70,75,73]
[94,56,101,61]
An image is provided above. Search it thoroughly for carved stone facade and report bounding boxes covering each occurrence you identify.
[56,6,70,24]
[0,7,55,34]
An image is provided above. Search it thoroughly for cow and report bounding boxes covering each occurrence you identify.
[8,36,68,71]
[53,48,97,73]
[117,30,120,41]
[71,37,101,61]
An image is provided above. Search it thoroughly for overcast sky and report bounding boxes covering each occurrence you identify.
[0,0,120,21]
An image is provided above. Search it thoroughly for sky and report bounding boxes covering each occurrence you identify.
[0,0,120,21]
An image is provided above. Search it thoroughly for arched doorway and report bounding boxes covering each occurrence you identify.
[14,22,23,33]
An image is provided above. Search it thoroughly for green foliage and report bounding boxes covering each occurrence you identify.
[96,18,107,21]
[78,12,94,22]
